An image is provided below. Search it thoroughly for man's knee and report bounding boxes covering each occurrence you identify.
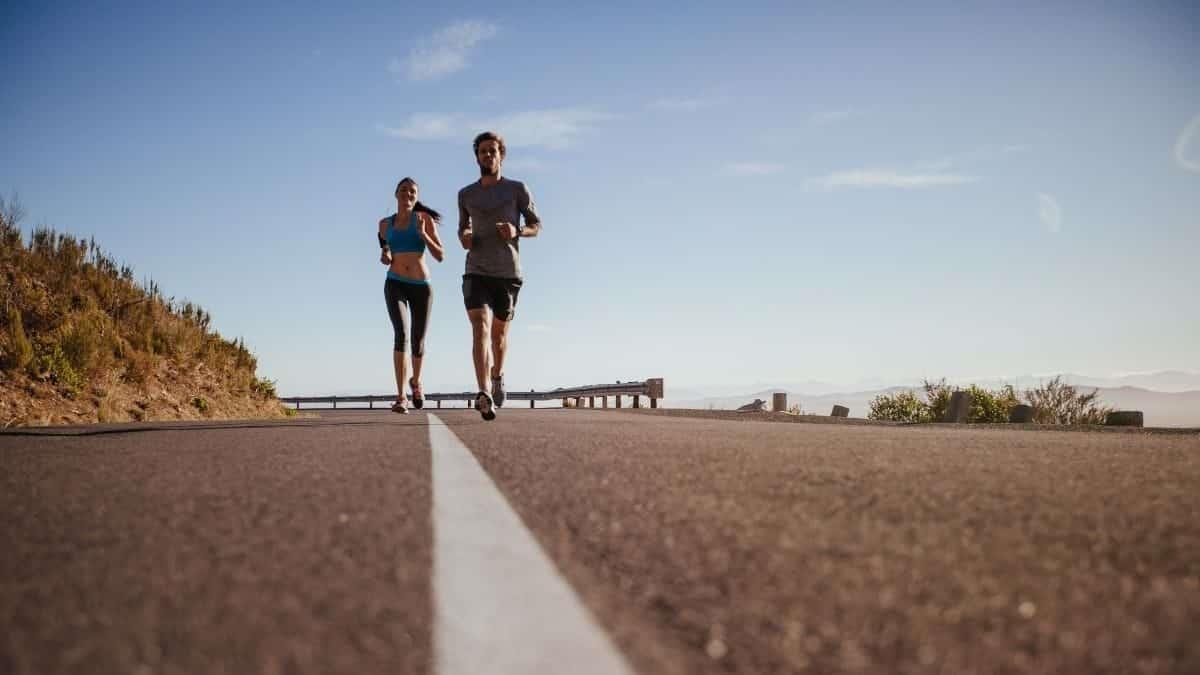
[469,311,490,340]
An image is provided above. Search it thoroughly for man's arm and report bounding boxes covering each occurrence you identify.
[458,191,473,250]
[517,182,542,238]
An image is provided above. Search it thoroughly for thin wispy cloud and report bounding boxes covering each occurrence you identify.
[502,157,546,171]
[380,108,613,149]
[725,162,786,176]
[526,323,552,333]
[998,144,1032,155]
[390,20,498,81]
[1174,114,1200,172]
[913,144,1031,171]
[811,144,1025,190]
[808,169,977,190]
[809,108,858,125]
[491,109,615,149]
[379,113,463,141]
[1038,193,1062,233]
[648,96,725,112]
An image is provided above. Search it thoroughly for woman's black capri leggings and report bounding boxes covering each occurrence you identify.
[384,279,432,356]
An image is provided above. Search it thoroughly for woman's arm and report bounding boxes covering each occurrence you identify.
[420,213,445,262]
[378,219,391,265]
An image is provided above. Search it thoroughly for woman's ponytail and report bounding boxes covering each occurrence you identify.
[414,201,442,222]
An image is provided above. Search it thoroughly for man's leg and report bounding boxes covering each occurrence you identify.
[489,316,510,405]
[468,308,492,393]
[490,316,510,379]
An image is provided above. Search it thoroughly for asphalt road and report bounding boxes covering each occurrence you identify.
[2,409,1198,674]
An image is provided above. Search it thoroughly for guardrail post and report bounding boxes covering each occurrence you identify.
[633,395,641,408]
[944,391,971,423]
[602,396,608,408]
[651,397,657,408]
[369,399,374,409]
[589,396,595,408]
[1105,410,1143,427]
[530,399,535,409]
[616,395,622,408]
[437,400,442,409]
[332,397,337,410]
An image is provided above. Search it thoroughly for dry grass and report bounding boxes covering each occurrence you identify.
[1023,375,1112,425]
[1,194,287,426]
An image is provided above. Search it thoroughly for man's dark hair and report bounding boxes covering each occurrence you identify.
[473,131,506,158]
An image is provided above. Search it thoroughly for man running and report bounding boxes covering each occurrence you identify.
[458,131,542,421]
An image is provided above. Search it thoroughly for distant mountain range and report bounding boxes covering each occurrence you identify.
[664,371,1200,428]
[673,370,1200,399]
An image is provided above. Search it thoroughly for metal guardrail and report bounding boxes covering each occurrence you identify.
[279,378,665,410]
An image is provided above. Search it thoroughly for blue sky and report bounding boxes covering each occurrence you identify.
[3,0,1198,396]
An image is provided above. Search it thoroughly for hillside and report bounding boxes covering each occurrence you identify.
[1,198,288,427]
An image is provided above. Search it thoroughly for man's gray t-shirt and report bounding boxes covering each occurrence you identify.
[458,177,540,279]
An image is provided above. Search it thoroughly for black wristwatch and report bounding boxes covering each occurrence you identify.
[514,221,525,238]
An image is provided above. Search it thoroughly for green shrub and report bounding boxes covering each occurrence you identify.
[868,390,931,423]
[870,380,1021,423]
[250,377,277,399]
[967,384,1020,423]
[32,345,84,394]
[59,317,104,377]
[191,396,209,413]
[922,379,953,421]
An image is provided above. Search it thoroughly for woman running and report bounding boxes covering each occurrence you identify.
[378,177,445,413]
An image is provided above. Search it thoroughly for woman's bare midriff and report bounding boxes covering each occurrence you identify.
[389,251,429,280]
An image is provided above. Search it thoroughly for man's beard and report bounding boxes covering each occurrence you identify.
[478,162,499,177]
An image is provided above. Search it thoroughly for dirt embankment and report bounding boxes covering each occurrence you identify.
[1,360,289,428]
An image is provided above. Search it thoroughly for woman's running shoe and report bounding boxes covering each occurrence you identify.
[410,378,424,409]
[391,399,409,414]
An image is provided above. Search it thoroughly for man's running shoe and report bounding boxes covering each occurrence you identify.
[491,374,506,408]
[475,390,496,421]
[410,378,424,409]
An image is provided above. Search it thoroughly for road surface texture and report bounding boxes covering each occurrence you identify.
[2,409,1198,674]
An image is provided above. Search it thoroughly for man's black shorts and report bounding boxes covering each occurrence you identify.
[462,274,523,321]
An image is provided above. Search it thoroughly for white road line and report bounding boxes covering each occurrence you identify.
[428,413,635,675]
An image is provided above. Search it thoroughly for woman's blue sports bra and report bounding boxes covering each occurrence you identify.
[386,212,425,254]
